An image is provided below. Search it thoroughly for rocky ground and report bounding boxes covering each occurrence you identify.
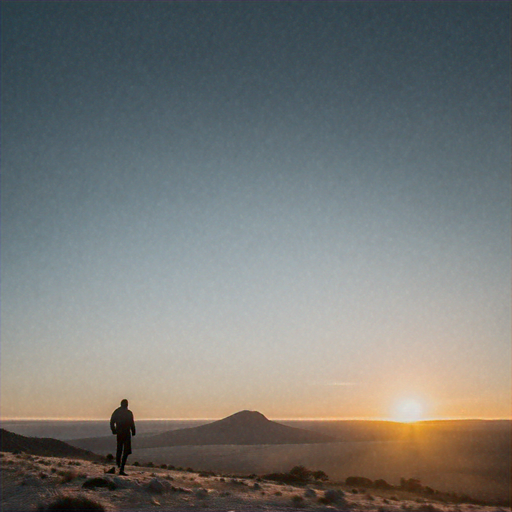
[1,451,510,512]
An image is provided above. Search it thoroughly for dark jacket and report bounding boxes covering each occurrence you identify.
[110,406,136,437]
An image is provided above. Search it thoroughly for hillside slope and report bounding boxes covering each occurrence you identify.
[0,428,102,461]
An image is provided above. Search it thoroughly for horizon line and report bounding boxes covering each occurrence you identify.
[1,415,511,422]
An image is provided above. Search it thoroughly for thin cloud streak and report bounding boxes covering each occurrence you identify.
[316,382,358,387]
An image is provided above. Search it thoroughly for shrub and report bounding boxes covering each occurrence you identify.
[105,454,114,462]
[59,469,78,483]
[374,479,393,489]
[321,489,345,504]
[133,461,140,466]
[346,476,373,487]
[289,465,311,482]
[263,466,317,485]
[312,470,328,481]
[82,477,116,490]
[38,496,105,511]
[400,478,423,492]
[291,495,305,507]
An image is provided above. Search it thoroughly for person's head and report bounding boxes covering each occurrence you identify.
[120,399,128,408]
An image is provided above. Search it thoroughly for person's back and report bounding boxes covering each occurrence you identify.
[110,406,135,436]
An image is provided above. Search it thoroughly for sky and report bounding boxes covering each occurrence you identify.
[1,1,510,421]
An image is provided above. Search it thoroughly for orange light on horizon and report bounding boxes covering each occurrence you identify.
[392,398,425,423]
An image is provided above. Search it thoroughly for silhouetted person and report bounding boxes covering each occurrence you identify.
[110,399,136,475]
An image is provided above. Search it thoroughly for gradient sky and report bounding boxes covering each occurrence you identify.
[1,1,510,421]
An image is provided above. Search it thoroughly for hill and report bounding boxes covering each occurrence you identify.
[140,410,335,448]
[0,428,102,461]
[70,410,334,452]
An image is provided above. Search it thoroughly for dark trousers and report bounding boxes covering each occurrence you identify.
[116,432,132,470]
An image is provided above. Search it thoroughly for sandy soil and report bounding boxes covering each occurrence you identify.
[1,451,510,512]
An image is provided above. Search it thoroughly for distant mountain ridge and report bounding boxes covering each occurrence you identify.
[0,428,102,460]
[70,410,334,451]
[138,410,335,448]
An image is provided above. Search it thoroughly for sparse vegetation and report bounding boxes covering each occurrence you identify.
[0,447,508,512]
[38,496,105,511]
[346,475,373,487]
[263,465,329,485]
[291,495,305,507]
[58,468,78,483]
[374,478,393,489]
[319,489,346,505]
[82,477,117,490]
[199,470,216,477]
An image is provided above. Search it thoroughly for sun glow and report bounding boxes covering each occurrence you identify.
[393,398,424,423]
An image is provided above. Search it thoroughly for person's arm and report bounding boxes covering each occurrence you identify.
[131,412,136,436]
[110,411,117,434]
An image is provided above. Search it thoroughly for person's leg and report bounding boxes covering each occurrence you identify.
[119,436,131,475]
[120,451,129,473]
[116,436,123,468]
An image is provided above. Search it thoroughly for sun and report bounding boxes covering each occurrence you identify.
[393,398,424,423]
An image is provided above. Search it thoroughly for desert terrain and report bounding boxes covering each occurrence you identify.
[2,413,510,511]
[1,450,510,512]
[67,414,511,505]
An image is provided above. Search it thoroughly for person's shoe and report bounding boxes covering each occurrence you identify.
[119,470,128,476]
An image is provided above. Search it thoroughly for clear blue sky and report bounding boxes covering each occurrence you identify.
[1,1,510,420]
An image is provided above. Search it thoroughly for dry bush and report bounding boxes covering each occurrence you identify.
[291,495,305,507]
[82,477,116,490]
[58,469,78,483]
[38,495,105,511]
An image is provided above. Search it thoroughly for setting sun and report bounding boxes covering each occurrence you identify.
[393,399,424,423]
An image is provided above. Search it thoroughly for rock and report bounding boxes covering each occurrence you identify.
[195,488,209,499]
[112,476,141,489]
[146,478,165,494]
